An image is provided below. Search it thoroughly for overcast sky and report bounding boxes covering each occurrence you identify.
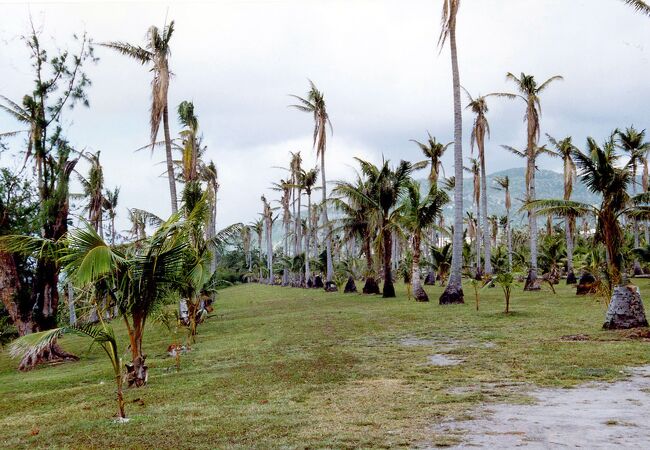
[0,0,649,234]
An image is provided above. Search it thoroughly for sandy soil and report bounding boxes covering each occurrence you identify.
[433,366,650,449]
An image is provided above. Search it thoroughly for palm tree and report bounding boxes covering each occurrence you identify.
[616,126,650,275]
[546,134,578,283]
[438,0,464,304]
[261,195,274,284]
[177,100,200,184]
[465,157,481,276]
[411,133,451,186]
[290,81,334,283]
[103,187,120,245]
[332,175,380,294]
[505,72,563,290]
[76,151,106,238]
[272,179,292,286]
[400,181,449,301]
[299,167,319,285]
[290,151,303,258]
[494,176,513,271]
[250,218,264,282]
[622,0,650,15]
[103,22,178,214]
[530,135,650,329]
[10,323,126,419]
[464,90,514,276]
[345,158,413,298]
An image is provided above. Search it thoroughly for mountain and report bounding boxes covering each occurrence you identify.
[435,167,601,226]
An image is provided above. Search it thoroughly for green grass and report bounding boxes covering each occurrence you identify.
[1,280,649,448]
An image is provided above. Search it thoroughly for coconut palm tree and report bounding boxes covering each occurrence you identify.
[103,187,120,245]
[332,175,380,294]
[261,195,274,284]
[344,158,413,298]
[290,151,303,258]
[438,0,464,304]
[464,90,515,276]
[546,134,578,283]
[272,179,292,286]
[529,135,650,329]
[494,176,513,271]
[75,151,106,238]
[250,218,264,282]
[299,167,319,285]
[10,323,126,419]
[290,81,334,283]
[399,181,449,301]
[410,133,451,186]
[103,22,178,214]
[465,157,481,276]
[616,126,650,275]
[505,72,563,290]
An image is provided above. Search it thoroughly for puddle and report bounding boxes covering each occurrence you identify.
[428,354,463,366]
[431,366,650,448]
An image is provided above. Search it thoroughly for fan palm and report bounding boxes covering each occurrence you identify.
[399,181,449,301]
[529,135,650,328]
[505,72,563,290]
[438,0,464,304]
[290,81,334,283]
[102,22,178,213]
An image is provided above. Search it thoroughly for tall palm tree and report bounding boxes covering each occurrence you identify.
[616,126,650,275]
[464,90,514,276]
[400,181,449,301]
[494,176,513,271]
[438,0,464,304]
[290,81,334,283]
[272,179,292,286]
[299,167,319,285]
[289,151,303,258]
[465,157,481,276]
[103,22,178,213]
[411,133,451,186]
[504,72,563,290]
[103,187,120,245]
[530,135,650,329]
[261,195,274,284]
[546,134,578,283]
[250,218,264,282]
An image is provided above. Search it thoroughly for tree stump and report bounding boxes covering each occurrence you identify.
[362,277,381,295]
[576,272,598,295]
[343,276,357,293]
[603,285,649,329]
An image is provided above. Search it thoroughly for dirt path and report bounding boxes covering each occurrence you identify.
[434,366,650,449]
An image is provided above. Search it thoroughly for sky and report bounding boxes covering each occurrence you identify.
[0,0,649,236]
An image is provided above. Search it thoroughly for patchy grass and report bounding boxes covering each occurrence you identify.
[1,280,649,448]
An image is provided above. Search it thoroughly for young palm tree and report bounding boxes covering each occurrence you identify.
[10,323,126,419]
[290,81,334,283]
[345,158,413,298]
[332,175,380,294]
[299,167,319,285]
[438,0,464,304]
[505,72,563,290]
[400,181,449,301]
[617,126,650,274]
[530,135,650,329]
[546,134,578,283]
[103,22,178,213]
[494,176,513,271]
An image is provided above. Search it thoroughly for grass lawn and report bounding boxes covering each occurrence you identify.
[1,280,649,448]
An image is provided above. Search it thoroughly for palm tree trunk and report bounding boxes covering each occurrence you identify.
[163,104,178,214]
[566,217,576,284]
[411,232,428,301]
[440,17,464,304]
[525,149,540,290]
[480,152,492,275]
[283,217,290,286]
[507,211,513,272]
[382,225,395,298]
[305,194,312,285]
[266,217,273,285]
[321,152,334,282]
[475,202,481,277]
